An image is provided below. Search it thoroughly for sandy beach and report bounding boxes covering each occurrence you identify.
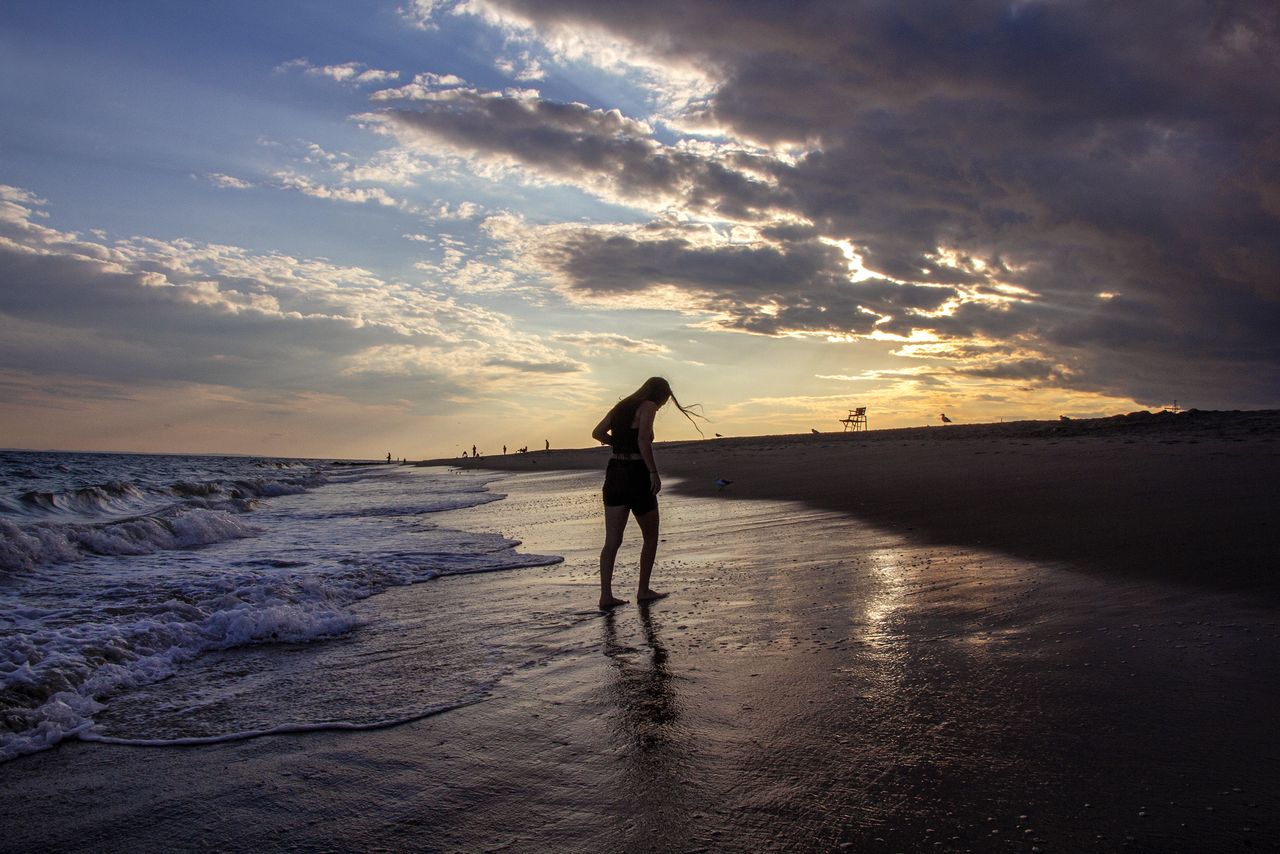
[455,409,1280,600]
[8,0,1280,850]
[2,411,1278,852]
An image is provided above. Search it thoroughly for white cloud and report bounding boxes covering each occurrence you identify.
[364,85,791,222]
[496,52,546,81]
[0,185,585,407]
[815,367,940,383]
[431,200,482,220]
[0,185,48,207]
[344,147,431,186]
[445,0,714,112]
[273,171,407,209]
[369,72,475,102]
[277,58,400,86]
[205,173,254,190]
[553,332,670,356]
[444,258,522,295]
[399,0,451,31]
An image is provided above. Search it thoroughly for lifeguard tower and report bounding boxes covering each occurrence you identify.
[840,407,868,432]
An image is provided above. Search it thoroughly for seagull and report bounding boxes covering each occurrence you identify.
[810,428,820,434]
[715,478,733,491]
[940,413,953,424]
[715,432,724,438]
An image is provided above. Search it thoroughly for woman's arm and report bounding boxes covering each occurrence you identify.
[591,411,612,445]
[636,401,661,495]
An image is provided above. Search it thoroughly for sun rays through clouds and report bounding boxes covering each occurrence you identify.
[1,1,1277,453]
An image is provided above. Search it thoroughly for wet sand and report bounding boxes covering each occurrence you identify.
[2,458,1277,852]
[451,409,1280,600]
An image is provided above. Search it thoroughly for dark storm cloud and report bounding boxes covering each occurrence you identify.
[540,228,958,335]
[378,90,785,219]
[955,358,1061,382]
[436,0,1280,406]
[551,232,845,298]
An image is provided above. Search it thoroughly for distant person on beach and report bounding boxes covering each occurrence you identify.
[591,376,704,609]
[386,452,392,464]
[545,439,550,451]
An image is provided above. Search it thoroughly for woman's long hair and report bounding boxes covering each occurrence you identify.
[609,376,706,436]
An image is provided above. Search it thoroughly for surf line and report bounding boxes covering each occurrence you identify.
[78,696,488,749]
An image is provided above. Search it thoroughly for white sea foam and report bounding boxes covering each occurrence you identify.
[0,455,560,762]
[0,519,81,571]
[0,588,367,760]
[0,508,257,571]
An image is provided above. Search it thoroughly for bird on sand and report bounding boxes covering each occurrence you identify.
[715,432,724,437]
[715,478,733,491]
[810,428,820,434]
[940,413,953,423]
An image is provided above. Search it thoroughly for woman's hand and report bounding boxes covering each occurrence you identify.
[649,470,661,495]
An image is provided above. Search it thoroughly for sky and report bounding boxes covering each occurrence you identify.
[1,0,1277,459]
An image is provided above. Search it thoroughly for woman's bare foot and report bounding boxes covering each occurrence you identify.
[636,589,669,602]
[599,595,629,609]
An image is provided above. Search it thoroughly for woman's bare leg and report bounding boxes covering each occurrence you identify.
[600,505,631,608]
[635,507,667,601]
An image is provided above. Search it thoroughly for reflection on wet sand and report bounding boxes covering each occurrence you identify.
[601,605,681,749]
[599,604,697,839]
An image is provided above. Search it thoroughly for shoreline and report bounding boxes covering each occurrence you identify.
[3,467,1275,851]
[424,409,1280,600]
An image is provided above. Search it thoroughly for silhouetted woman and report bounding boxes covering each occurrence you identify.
[591,377,703,609]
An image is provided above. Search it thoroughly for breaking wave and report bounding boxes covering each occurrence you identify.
[0,452,560,762]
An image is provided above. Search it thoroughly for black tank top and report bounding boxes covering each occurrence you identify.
[610,425,641,455]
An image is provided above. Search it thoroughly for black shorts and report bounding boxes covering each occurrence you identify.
[602,459,657,516]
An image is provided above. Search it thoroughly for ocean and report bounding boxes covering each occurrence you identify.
[0,451,561,762]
